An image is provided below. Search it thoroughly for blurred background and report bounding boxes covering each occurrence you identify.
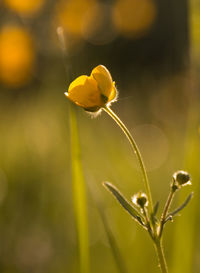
[0,0,200,272]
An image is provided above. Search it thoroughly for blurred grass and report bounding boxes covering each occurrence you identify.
[88,180,128,273]
[171,99,200,273]
[69,105,89,273]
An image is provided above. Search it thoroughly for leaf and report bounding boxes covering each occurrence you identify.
[70,106,90,273]
[153,201,159,216]
[165,192,194,223]
[103,181,145,227]
[151,201,159,225]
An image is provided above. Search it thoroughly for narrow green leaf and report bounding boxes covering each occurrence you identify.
[103,181,145,227]
[153,201,159,216]
[70,106,89,273]
[151,201,159,225]
[165,192,194,223]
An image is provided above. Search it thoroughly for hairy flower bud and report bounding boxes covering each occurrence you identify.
[173,170,191,189]
[132,192,148,209]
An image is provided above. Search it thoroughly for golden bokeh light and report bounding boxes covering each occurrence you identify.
[55,0,95,37]
[112,0,156,38]
[4,0,45,16]
[0,25,35,87]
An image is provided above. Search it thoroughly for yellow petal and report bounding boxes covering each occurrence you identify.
[68,74,87,92]
[108,82,117,102]
[91,65,113,98]
[66,75,102,108]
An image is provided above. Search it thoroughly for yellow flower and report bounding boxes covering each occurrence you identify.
[64,65,117,112]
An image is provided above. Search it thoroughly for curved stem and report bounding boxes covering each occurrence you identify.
[103,106,153,213]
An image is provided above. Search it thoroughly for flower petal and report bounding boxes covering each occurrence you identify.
[91,65,113,98]
[66,75,102,108]
[108,82,117,102]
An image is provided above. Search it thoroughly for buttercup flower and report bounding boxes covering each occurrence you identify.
[64,65,117,112]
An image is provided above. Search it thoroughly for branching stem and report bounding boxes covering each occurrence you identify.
[103,106,170,273]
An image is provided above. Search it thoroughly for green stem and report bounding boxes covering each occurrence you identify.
[159,188,176,238]
[103,106,153,213]
[142,207,154,240]
[154,239,168,273]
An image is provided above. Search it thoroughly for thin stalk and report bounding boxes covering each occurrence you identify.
[142,207,154,240]
[103,106,153,213]
[159,188,176,237]
[154,239,168,273]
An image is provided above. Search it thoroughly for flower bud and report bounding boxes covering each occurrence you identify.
[173,170,191,188]
[132,192,148,209]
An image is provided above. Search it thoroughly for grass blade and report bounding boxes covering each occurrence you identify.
[69,106,89,273]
